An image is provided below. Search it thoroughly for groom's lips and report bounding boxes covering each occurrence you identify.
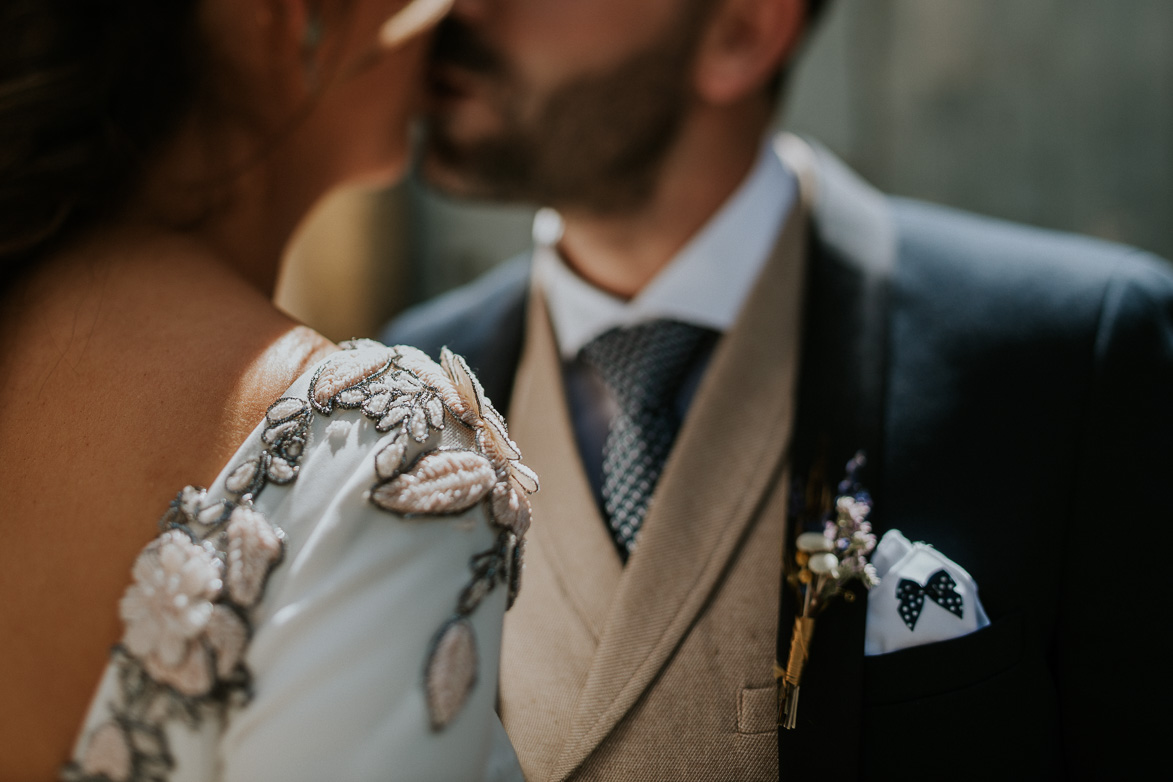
[425,19,504,111]
[426,62,489,113]
[427,63,468,101]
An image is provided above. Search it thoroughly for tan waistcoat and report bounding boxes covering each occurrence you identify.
[502,155,810,782]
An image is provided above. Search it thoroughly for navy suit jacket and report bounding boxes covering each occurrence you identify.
[384,144,1173,780]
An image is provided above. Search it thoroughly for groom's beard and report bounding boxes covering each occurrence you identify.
[420,16,701,215]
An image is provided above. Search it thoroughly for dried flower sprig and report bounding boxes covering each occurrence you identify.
[777,452,878,729]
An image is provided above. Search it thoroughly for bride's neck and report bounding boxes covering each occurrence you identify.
[118,110,333,298]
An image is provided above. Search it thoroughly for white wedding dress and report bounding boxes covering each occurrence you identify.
[63,341,535,782]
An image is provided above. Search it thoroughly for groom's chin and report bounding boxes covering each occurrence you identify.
[413,129,526,206]
[414,134,479,199]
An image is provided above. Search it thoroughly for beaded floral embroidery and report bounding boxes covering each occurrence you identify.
[62,488,270,782]
[316,343,537,728]
[64,341,537,781]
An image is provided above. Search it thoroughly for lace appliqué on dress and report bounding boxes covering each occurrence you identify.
[320,343,538,728]
[64,342,537,780]
[62,488,279,782]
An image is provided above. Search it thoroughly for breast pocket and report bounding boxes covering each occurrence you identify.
[737,685,777,735]
[859,612,1063,780]
[863,611,1023,706]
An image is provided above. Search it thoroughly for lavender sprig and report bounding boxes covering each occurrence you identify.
[794,454,878,610]
[779,452,878,729]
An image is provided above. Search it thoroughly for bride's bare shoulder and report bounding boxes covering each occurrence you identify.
[0,233,336,482]
[0,236,334,776]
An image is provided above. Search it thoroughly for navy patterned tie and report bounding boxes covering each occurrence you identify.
[579,320,718,559]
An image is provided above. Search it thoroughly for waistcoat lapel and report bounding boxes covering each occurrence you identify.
[500,289,623,781]
[549,193,810,780]
[510,286,625,632]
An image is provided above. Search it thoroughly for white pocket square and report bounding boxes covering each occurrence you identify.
[864,530,989,656]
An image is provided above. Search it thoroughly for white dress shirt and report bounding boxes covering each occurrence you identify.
[534,138,798,504]
[535,138,799,359]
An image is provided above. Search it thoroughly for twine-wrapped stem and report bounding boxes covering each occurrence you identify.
[777,615,816,729]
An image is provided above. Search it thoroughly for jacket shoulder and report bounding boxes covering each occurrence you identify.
[381,255,531,360]
[886,198,1173,356]
[380,254,532,411]
[891,198,1172,303]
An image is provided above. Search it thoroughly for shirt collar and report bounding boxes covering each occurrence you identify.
[535,137,798,360]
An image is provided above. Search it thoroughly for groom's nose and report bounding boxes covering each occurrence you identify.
[450,0,491,24]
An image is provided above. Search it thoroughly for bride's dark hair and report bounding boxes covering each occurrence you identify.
[0,0,202,284]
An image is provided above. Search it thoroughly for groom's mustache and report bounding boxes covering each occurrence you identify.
[429,18,505,76]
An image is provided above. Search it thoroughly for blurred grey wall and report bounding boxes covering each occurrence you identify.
[788,0,1172,257]
[405,0,1172,304]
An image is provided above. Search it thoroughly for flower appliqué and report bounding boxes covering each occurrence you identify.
[64,487,277,782]
[65,342,537,780]
[120,529,225,697]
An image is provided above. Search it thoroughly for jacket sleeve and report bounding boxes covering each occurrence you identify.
[1057,252,1173,777]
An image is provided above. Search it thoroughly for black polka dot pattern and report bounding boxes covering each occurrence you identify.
[579,320,718,560]
[895,570,964,631]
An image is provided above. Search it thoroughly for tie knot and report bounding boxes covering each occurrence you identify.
[579,320,717,411]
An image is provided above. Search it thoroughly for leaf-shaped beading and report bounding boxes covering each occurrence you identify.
[141,643,214,698]
[378,402,413,432]
[475,426,521,477]
[363,391,393,417]
[111,718,172,781]
[263,419,300,445]
[337,388,366,407]
[282,438,304,459]
[196,501,231,528]
[458,546,505,614]
[310,347,396,414]
[266,455,297,484]
[490,481,532,537]
[425,619,478,730]
[458,574,495,615]
[439,347,482,425]
[397,346,469,418]
[266,397,307,424]
[205,606,248,678]
[225,507,284,606]
[374,431,408,480]
[386,371,424,396]
[78,721,132,781]
[409,406,430,443]
[370,450,496,515]
[175,487,207,521]
[479,412,521,462]
[225,458,260,495]
[425,396,446,429]
[114,648,151,705]
[167,487,231,533]
[510,462,540,495]
[507,534,524,610]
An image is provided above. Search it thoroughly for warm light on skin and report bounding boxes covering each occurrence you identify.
[381,0,455,48]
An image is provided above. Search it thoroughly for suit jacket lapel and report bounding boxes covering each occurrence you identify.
[550,195,810,780]
[774,134,896,779]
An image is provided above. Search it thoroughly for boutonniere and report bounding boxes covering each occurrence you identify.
[777,452,878,729]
